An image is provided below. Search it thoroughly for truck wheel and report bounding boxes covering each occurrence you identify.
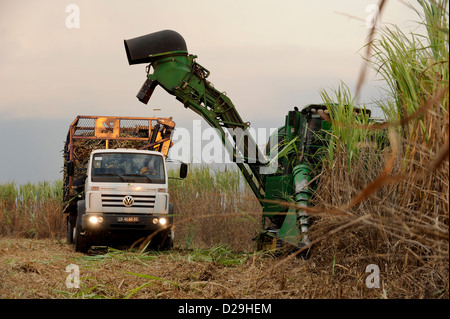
[74,223,90,253]
[74,201,90,253]
[162,203,174,250]
[158,203,175,250]
[148,229,173,251]
[159,229,174,251]
[66,216,75,244]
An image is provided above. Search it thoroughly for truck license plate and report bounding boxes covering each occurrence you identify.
[117,216,139,223]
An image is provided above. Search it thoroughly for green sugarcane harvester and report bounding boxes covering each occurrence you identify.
[124,30,370,251]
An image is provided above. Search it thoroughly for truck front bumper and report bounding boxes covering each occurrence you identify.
[81,213,171,232]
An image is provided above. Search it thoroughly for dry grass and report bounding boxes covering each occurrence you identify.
[0,237,390,299]
[294,0,449,299]
[0,181,66,239]
[307,135,449,298]
[169,164,262,251]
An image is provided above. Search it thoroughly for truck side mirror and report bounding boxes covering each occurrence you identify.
[179,163,188,179]
[67,161,75,176]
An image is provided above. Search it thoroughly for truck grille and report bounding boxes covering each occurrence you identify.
[101,194,155,209]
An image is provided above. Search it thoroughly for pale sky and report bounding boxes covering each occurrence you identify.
[0,0,423,183]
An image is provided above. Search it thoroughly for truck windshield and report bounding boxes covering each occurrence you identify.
[91,152,165,184]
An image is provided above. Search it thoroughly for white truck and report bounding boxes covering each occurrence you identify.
[63,115,187,253]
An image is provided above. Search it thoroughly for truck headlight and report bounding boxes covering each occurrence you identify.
[89,216,103,224]
[152,217,167,225]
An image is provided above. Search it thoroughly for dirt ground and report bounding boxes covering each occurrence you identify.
[0,237,386,300]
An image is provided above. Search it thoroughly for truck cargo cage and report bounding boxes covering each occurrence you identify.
[62,115,175,215]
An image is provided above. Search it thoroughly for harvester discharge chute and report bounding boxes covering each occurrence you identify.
[124,30,347,252]
[125,30,268,203]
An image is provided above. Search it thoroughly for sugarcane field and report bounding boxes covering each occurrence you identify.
[0,0,448,309]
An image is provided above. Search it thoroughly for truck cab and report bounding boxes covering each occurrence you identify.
[63,115,186,253]
[74,149,172,252]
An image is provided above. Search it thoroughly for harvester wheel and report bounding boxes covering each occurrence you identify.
[255,232,277,252]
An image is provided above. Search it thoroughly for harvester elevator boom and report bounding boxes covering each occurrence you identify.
[124,30,268,201]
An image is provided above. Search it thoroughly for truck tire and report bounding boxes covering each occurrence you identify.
[66,215,76,244]
[149,203,174,251]
[74,200,90,253]
[160,203,174,250]
[159,229,174,251]
[149,229,173,251]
